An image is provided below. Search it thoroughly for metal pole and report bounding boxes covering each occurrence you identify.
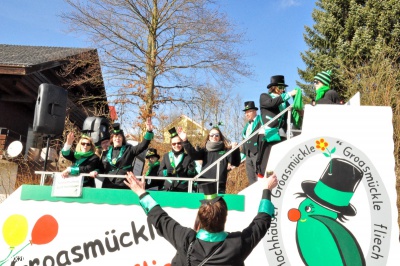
[43,135,51,171]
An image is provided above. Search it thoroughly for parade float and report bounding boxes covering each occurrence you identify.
[0,95,399,265]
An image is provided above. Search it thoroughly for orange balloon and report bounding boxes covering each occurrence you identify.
[31,215,58,245]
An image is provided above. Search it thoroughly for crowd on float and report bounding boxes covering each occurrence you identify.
[62,71,340,193]
[60,71,340,193]
[58,71,341,265]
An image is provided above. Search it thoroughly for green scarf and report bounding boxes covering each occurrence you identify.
[315,85,330,101]
[292,88,303,128]
[74,150,94,160]
[145,161,160,176]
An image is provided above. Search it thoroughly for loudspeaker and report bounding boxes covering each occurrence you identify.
[33,84,68,136]
[82,116,110,145]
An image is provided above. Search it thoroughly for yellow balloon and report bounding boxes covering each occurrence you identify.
[2,214,28,248]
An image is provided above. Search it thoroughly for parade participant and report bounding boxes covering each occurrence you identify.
[92,118,154,189]
[61,132,100,188]
[178,126,240,194]
[242,101,263,185]
[313,70,341,104]
[144,148,163,190]
[123,172,278,266]
[257,75,297,176]
[158,127,197,192]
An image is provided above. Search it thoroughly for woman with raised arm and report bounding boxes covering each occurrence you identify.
[178,126,241,194]
[91,118,154,189]
[124,172,278,266]
[61,132,100,188]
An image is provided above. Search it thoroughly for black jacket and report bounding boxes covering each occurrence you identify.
[158,151,196,192]
[146,189,274,265]
[316,90,341,104]
[61,151,100,188]
[101,138,152,189]
[182,140,241,192]
[260,92,291,130]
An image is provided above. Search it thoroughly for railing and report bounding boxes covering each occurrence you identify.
[35,171,215,191]
[35,105,300,193]
[191,105,294,192]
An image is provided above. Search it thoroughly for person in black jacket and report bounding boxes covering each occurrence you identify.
[257,75,297,177]
[144,148,163,190]
[124,172,278,266]
[158,127,197,192]
[313,70,341,104]
[242,101,263,185]
[91,118,154,189]
[61,132,100,188]
[178,126,241,194]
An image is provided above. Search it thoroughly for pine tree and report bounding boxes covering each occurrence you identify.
[298,0,400,100]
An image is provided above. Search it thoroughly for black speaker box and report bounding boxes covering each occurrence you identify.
[82,116,110,145]
[33,84,68,136]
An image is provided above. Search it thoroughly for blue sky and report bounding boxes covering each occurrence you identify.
[1,0,315,104]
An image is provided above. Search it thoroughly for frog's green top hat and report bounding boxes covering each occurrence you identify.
[301,158,363,216]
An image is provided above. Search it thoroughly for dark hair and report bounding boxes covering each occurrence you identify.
[197,199,228,232]
[109,132,127,146]
[203,127,230,149]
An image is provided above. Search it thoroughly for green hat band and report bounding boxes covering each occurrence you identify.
[204,193,218,200]
[314,70,332,86]
[314,181,353,207]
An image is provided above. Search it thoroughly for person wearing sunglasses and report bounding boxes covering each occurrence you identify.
[92,118,154,189]
[178,126,241,194]
[257,75,297,177]
[313,70,341,104]
[158,127,197,192]
[61,131,100,187]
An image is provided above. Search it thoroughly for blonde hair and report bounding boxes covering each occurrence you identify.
[76,136,95,152]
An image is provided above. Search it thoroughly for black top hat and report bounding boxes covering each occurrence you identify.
[267,75,288,88]
[99,130,110,142]
[145,148,160,159]
[81,129,93,137]
[111,123,124,135]
[168,127,178,138]
[301,158,363,216]
[242,101,258,112]
[199,182,223,204]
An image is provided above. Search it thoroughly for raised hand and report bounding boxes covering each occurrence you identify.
[124,172,146,197]
[265,173,278,190]
[66,132,75,145]
[146,117,154,132]
[177,127,187,141]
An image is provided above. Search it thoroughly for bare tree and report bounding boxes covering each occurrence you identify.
[62,0,250,122]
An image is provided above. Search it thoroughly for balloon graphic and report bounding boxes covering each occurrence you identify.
[31,215,58,245]
[2,214,28,249]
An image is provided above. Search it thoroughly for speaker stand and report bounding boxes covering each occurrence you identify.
[43,135,52,171]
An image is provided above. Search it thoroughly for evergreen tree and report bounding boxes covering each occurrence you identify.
[298,0,400,101]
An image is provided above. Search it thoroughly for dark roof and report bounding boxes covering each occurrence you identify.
[0,44,107,133]
[0,44,93,74]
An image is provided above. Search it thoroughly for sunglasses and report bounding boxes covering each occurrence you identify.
[81,142,91,146]
[209,133,220,138]
[171,142,182,146]
[313,80,320,84]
